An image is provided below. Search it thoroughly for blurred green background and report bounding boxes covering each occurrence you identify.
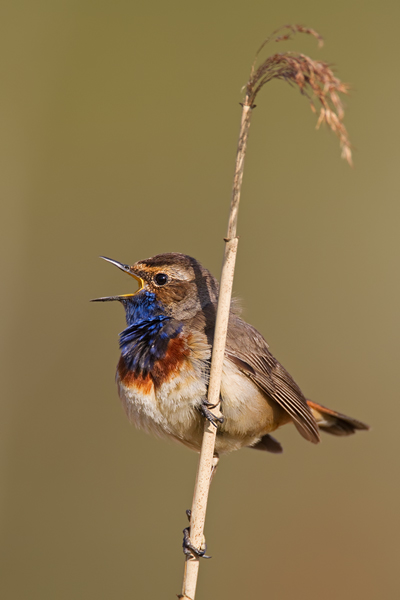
[1,1,398,598]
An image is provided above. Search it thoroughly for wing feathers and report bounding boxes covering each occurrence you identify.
[248,368,320,443]
[226,346,320,444]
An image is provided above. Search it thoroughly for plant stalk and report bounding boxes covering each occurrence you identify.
[180,100,253,600]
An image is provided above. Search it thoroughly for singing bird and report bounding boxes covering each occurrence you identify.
[92,253,368,455]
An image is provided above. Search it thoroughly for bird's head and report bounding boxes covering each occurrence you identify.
[91,253,219,321]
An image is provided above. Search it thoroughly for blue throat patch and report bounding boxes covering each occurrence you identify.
[119,291,182,374]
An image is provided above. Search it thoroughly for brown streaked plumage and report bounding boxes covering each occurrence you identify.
[93,253,369,455]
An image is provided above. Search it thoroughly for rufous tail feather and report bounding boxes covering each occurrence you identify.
[306,400,370,436]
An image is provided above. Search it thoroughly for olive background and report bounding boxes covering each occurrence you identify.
[1,1,399,598]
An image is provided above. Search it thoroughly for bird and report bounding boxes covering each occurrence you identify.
[92,252,369,456]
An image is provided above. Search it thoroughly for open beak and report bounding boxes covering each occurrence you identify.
[91,256,145,302]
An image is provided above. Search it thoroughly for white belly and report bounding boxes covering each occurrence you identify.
[116,355,286,454]
[116,361,207,450]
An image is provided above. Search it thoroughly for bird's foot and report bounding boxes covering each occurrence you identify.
[199,400,224,428]
[183,510,211,559]
[202,399,219,410]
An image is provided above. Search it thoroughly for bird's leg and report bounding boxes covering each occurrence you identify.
[202,399,219,410]
[182,510,211,559]
[199,398,224,427]
[182,454,219,559]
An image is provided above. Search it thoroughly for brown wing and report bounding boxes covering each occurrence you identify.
[226,316,320,444]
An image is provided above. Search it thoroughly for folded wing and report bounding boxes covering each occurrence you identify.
[226,316,320,444]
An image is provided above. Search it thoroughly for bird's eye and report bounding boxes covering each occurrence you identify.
[154,273,169,286]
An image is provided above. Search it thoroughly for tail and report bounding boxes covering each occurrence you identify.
[306,400,370,436]
[249,400,369,454]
